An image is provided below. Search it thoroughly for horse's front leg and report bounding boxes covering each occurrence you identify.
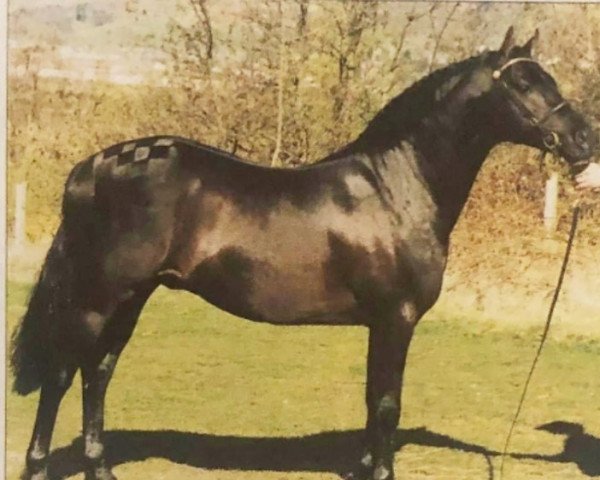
[358,302,417,480]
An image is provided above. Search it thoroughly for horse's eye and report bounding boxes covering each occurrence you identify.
[516,81,530,93]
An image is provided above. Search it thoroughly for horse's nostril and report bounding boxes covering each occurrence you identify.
[575,129,589,147]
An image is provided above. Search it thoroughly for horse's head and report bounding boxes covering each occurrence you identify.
[487,27,597,170]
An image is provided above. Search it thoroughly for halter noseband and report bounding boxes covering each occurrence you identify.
[493,57,568,152]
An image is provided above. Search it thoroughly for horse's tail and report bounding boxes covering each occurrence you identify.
[11,159,96,395]
[10,156,101,396]
[10,222,76,396]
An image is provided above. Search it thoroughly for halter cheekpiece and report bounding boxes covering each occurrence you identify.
[493,57,568,151]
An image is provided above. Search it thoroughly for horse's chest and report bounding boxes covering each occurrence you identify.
[397,236,447,312]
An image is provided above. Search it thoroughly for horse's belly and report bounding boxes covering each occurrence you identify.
[170,194,395,325]
[249,265,360,324]
[186,254,360,325]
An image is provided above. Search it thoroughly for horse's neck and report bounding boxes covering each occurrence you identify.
[327,60,500,241]
[369,104,496,243]
[418,120,495,237]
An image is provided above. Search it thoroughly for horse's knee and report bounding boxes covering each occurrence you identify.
[376,395,400,431]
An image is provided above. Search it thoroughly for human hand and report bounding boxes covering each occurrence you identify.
[575,162,600,190]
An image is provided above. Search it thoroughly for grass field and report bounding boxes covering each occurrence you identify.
[6,281,600,480]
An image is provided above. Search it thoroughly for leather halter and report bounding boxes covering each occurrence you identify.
[493,57,568,151]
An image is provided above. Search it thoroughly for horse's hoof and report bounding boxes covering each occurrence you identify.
[341,464,373,480]
[372,465,394,480]
[85,467,117,480]
[341,450,377,480]
[342,471,369,480]
[342,469,394,480]
[21,468,49,480]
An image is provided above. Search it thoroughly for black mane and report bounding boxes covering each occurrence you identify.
[322,53,488,161]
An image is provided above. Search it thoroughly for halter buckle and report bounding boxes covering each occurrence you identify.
[543,131,560,150]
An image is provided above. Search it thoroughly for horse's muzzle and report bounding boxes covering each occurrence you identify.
[562,126,598,171]
[570,159,592,175]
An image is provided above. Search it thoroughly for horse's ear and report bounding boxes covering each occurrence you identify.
[499,26,515,58]
[522,29,539,57]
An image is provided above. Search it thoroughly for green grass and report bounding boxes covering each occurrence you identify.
[6,282,600,479]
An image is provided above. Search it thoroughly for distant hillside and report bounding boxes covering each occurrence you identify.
[8,0,172,51]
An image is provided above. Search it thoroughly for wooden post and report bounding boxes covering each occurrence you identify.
[543,172,558,233]
[13,182,27,251]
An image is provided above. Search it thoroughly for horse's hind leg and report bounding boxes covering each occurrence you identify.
[25,366,77,480]
[80,287,154,480]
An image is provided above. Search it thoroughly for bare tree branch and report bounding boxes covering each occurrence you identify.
[186,0,213,72]
[297,0,309,36]
[389,5,426,73]
[428,2,460,73]
[271,0,286,167]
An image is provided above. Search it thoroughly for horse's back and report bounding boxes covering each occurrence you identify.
[61,136,446,324]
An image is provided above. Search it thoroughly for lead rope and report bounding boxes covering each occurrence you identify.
[498,200,580,479]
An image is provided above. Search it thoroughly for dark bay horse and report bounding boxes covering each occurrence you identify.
[11,28,598,480]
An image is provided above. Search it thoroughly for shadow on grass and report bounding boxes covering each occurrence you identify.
[510,421,600,477]
[47,427,497,479]
[45,421,600,479]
